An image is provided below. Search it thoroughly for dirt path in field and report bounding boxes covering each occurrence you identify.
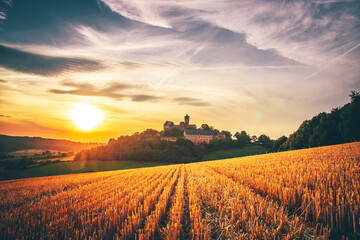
[181,166,192,239]
[154,166,183,239]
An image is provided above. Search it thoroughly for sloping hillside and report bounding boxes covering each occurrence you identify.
[0,135,102,153]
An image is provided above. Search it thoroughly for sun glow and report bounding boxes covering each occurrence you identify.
[68,103,103,131]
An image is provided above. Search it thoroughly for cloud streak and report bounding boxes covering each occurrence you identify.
[49,81,161,102]
[173,97,210,107]
[305,42,360,80]
[0,0,12,27]
[0,44,105,76]
[49,81,211,106]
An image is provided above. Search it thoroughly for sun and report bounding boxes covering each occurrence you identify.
[68,103,103,131]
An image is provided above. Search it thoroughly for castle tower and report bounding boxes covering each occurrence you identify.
[184,114,189,127]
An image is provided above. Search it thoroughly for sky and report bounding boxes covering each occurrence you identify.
[0,0,359,142]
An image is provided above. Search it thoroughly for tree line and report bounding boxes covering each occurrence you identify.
[74,128,274,163]
[75,129,200,163]
[275,91,360,151]
[75,91,360,163]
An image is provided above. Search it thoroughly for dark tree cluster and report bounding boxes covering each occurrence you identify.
[162,127,183,137]
[75,130,199,163]
[277,91,360,151]
[74,127,273,163]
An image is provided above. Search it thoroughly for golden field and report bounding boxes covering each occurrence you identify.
[1,142,360,239]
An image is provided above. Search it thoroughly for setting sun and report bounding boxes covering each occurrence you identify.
[68,103,103,131]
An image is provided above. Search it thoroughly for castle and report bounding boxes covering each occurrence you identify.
[163,114,196,130]
[162,114,224,144]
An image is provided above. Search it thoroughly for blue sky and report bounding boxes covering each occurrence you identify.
[0,0,359,142]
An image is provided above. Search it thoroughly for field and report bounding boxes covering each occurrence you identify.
[0,161,169,181]
[202,144,269,161]
[1,142,359,239]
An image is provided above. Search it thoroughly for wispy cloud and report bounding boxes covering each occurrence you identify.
[100,0,172,28]
[0,0,12,25]
[173,97,210,107]
[49,81,161,102]
[49,81,211,106]
[306,43,360,80]
[0,44,105,76]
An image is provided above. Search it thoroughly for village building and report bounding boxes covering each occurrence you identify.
[163,121,175,129]
[183,129,214,144]
[163,114,196,131]
[213,132,226,141]
[161,114,223,144]
[160,136,178,142]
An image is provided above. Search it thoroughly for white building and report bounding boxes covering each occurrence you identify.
[183,129,214,144]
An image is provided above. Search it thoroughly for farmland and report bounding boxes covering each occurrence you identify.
[201,144,269,161]
[1,142,359,239]
[0,160,170,181]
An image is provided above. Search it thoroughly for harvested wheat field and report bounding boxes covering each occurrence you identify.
[1,142,360,239]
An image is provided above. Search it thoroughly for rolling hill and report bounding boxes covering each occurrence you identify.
[0,134,102,154]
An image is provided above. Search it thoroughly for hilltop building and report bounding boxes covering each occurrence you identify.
[164,114,196,131]
[163,121,174,129]
[161,114,224,144]
[184,129,213,144]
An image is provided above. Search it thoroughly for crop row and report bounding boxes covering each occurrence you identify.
[0,142,359,239]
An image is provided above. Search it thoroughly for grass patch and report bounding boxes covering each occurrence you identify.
[202,144,269,161]
[0,161,170,181]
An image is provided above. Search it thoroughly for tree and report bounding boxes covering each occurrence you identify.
[163,127,183,137]
[251,135,257,143]
[271,136,288,152]
[212,128,220,135]
[200,124,210,130]
[350,90,360,102]
[234,131,251,144]
[221,130,232,140]
[258,134,272,148]
[142,129,159,136]
[280,91,360,151]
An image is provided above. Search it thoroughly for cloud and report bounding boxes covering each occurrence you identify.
[0,79,7,83]
[305,43,360,80]
[0,0,133,45]
[100,0,172,28]
[118,61,142,70]
[186,24,304,67]
[0,114,10,118]
[0,0,12,27]
[193,0,360,65]
[173,97,210,107]
[0,44,104,76]
[89,1,304,67]
[0,118,68,137]
[49,81,210,106]
[131,94,160,102]
[49,81,161,102]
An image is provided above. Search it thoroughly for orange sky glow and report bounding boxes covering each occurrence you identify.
[0,0,359,143]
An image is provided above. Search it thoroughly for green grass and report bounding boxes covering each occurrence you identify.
[202,144,270,161]
[0,154,74,162]
[0,161,170,181]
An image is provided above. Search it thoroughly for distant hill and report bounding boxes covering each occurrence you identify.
[277,91,360,151]
[0,135,102,154]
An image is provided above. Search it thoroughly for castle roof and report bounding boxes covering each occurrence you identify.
[184,129,213,135]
